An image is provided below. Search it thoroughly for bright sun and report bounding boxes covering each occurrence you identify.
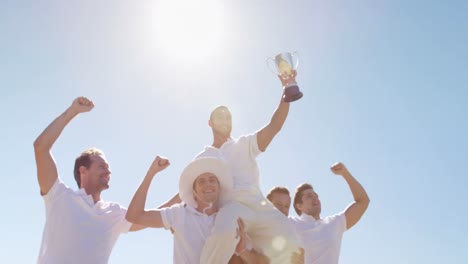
[151,0,227,63]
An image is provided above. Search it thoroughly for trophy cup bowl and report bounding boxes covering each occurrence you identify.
[267,52,303,102]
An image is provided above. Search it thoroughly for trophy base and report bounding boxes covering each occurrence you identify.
[283,85,303,103]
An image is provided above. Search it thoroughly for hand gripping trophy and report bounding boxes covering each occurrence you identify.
[268,51,303,102]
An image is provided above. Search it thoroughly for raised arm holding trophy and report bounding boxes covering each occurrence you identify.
[268,51,303,102]
[195,52,304,264]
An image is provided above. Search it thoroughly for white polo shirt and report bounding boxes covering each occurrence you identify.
[195,133,262,193]
[289,212,347,264]
[37,178,131,264]
[160,203,216,264]
[196,134,302,263]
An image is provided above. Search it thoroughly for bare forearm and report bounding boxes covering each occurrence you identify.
[257,98,290,151]
[126,174,153,223]
[34,107,79,195]
[342,172,369,205]
[331,163,369,229]
[34,108,77,150]
[126,157,169,226]
[158,193,181,209]
[270,98,290,132]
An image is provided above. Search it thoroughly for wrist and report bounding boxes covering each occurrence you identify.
[144,172,156,181]
[235,247,248,257]
[341,172,352,178]
[64,107,79,119]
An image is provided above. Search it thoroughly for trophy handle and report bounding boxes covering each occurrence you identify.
[266,57,278,75]
[292,51,300,69]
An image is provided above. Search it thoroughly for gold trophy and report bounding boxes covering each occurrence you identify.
[267,52,303,102]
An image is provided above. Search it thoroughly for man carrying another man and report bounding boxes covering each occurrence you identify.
[266,162,370,264]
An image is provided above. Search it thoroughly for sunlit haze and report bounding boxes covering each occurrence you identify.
[150,0,228,63]
[1,0,467,263]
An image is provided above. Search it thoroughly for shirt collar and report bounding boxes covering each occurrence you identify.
[300,213,321,223]
[205,137,234,150]
[76,188,97,206]
[186,204,217,218]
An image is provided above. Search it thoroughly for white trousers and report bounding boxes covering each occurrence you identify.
[200,189,301,264]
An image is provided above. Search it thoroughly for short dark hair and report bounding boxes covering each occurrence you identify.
[266,186,290,202]
[293,183,313,216]
[73,148,104,188]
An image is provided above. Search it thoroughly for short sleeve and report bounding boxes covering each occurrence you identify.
[329,212,347,234]
[239,133,261,158]
[42,178,70,206]
[115,206,132,234]
[160,203,186,232]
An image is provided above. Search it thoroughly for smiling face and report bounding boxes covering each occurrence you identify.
[270,192,291,216]
[192,172,221,210]
[296,188,321,218]
[209,106,232,138]
[80,154,112,194]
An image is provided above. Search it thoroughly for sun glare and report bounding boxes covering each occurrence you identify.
[151,0,227,63]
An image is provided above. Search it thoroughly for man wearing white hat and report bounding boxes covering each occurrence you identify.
[126,156,269,264]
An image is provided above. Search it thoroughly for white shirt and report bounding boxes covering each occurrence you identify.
[160,203,216,264]
[37,178,131,264]
[196,134,302,263]
[289,213,347,264]
[196,134,262,193]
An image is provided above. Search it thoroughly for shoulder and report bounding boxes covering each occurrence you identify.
[238,133,256,142]
[161,203,187,215]
[288,215,299,222]
[288,215,303,226]
[103,201,125,210]
[43,178,74,201]
[195,147,218,159]
[326,212,346,221]
[323,212,346,227]
[160,203,188,230]
[236,134,258,150]
[96,200,128,217]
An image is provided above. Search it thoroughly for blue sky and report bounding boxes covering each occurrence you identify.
[1,0,467,263]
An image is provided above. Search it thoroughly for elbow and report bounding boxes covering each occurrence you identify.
[33,138,43,151]
[364,193,370,205]
[356,195,370,210]
[271,122,283,134]
[362,196,370,210]
[33,137,48,153]
[125,212,138,224]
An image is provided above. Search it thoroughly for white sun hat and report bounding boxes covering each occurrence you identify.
[179,157,232,208]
